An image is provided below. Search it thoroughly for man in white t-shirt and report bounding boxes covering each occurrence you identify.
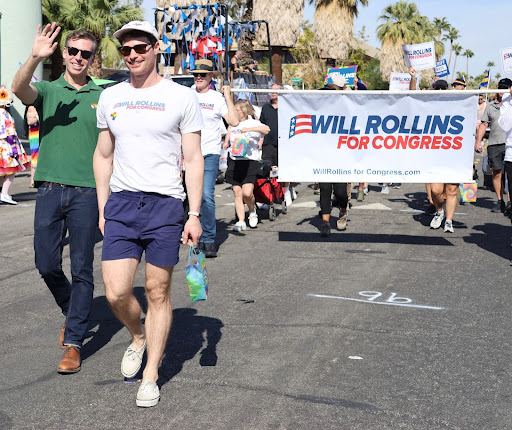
[192,59,239,257]
[93,21,204,408]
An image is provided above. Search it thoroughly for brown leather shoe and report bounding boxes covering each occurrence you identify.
[57,346,81,374]
[59,323,66,349]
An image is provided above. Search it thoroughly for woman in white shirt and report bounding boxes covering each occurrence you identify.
[223,100,270,231]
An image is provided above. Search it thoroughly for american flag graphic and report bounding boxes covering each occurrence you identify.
[289,115,312,138]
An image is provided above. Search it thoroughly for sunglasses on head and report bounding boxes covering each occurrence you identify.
[118,43,152,56]
[66,46,93,60]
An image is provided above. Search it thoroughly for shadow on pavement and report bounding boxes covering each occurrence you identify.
[81,287,147,360]
[279,230,455,245]
[158,308,223,388]
[463,222,512,261]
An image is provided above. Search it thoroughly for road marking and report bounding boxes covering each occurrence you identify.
[288,201,319,208]
[351,203,392,211]
[308,293,444,310]
[348,356,363,360]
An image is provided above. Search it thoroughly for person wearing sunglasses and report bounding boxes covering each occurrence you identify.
[93,21,204,408]
[191,59,239,258]
[12,24,102,375]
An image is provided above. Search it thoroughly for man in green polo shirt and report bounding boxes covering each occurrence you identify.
[12,23,102,374]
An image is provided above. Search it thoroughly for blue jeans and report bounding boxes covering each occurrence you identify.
[34,183,99,348]
[200,154,220,244]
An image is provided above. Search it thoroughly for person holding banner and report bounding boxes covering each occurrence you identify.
[498,84,512,219]
[318,75,350,237]
[475,78,512,213]
[429,77,467,233]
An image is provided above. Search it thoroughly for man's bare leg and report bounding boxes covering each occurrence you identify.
[103,258,145,348]
[142,262,173,383]
[444,184,459,221]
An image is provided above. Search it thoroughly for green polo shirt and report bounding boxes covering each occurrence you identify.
[32,74,102,187]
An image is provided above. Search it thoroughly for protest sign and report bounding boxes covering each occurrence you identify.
[389,72,421,91]
[278,93,476,183]
[500,47,512,74]
[435,59,450,78]
[402,41,436,71]
[325,66,358,87]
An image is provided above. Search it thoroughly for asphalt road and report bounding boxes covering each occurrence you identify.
[1,169,511,429]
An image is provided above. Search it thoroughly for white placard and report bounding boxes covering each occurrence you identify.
[389,72,421,91]
[500,47,512,74]
[278,93,476,183]
[402,41,436,71]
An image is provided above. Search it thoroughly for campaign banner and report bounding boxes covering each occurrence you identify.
[500,47,512,74]
[325,66,358,87]
[278,93,476,183]
[389,72,420,91]
[402,41,436,71]
[435,59,450,78]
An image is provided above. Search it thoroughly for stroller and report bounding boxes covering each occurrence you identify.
[253,161,288,221]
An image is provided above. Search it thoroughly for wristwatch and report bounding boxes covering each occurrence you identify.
[188,211,201,218]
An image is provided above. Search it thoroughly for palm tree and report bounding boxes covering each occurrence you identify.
[376,1,425,81]
[433,17,450,42]
[56,0,143,77]
[42,0,65,80]
[418,15,444,60]
[463,49,474,81]
[43,0,142,78]
[451,43,462,78]
[253,0,304,82]
[310,0,369,65]
[442,26,459,75]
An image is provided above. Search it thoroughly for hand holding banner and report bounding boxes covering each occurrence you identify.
[402,41,436,71]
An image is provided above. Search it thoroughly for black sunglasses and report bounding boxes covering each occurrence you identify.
[194,73,209,78]
[66,46,93,60]
[118,43,152,56]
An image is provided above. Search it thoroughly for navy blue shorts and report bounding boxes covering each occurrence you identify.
[102,191,184,267]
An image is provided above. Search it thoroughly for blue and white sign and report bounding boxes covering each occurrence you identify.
[435,59,450,78]
[325,66,358,87]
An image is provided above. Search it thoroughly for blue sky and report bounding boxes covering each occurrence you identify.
[141,0,511,81]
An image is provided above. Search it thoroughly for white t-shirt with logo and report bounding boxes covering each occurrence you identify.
[97,79,203,199]
[228,117,263,161]
[196,89,228,156]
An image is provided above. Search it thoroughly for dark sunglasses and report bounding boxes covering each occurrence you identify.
[118,43,152,56]
[194,73,209,78]
[66,46,93,60]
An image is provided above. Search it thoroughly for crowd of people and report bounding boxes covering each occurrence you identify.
[3,19,511,409]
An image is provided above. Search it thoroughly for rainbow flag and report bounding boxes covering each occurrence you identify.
[29,122,40,167]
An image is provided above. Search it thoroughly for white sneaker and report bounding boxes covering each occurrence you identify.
[363,186,369,195]
[1,194,17,205]
[121,340,146,378]
[248,210,258,228]
[337,212,348,230]
[136,380,160,408]
[233,221,247,231]
[381,185,389,194]
[430,210,445,229]
[444,219,454,233]
[291,187,297,200]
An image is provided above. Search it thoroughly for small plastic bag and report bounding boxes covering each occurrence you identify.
[186,245,209,302]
